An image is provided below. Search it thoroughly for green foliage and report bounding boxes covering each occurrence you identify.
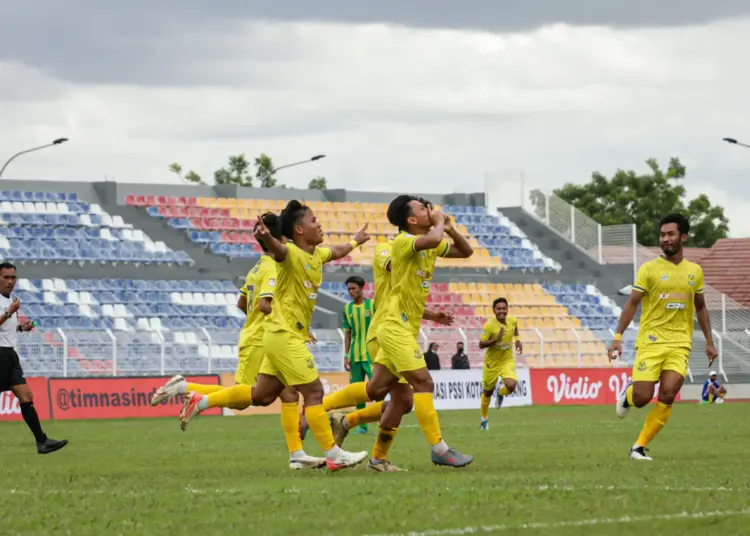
[254,153,278,188]
[214,154,253,187]
[530,157,729,248]
[308,176,327,190]
[168,162,204,185]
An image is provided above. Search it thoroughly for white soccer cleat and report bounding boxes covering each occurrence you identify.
[326,449,368,472]
[629,446,652,461]
[289,455,327,470]
[616,381,632,419]
[480,418,489,431]
[152,374,186,406]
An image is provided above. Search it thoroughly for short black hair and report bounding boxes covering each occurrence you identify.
[660,213,690,236]
[254,212,282,253]
[387,194,419,232]
[279,200,310,240]
[0,262,16,271]
[492,297,508,309]
[345,276,366,288]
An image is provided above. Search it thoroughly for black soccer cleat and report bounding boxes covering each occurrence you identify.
[37,438,68,455]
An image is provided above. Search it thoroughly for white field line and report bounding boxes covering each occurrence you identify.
[365,508,750,536]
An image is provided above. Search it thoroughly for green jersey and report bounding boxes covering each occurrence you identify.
[342,298,375,362]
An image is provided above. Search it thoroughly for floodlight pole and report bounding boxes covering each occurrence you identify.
[0,138,69,179]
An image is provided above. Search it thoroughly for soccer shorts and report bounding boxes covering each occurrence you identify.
[350,360,373,384]
[482,358,517,392]
[260,330,319,387]
[0,347,26,392]
[235,344,264,386]
[374,321,426,379]
[632,345,690,382]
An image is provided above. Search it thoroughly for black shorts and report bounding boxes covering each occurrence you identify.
[0,347,26,392]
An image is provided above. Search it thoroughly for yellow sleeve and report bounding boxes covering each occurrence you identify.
[374,245,392,271]
[632,264,651,294]
[694,267,704,295]
[238,269,253,297]
[479,321,493,341]
[437,238,451,258]
[393,233,416,259]
[316,246,333,264]
[257,264,277,299]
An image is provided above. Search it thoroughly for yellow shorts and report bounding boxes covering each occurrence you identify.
[482,359,517,392]
[234,344,264,386]
[374,322,426,379]
[632,346,690,383]
[367,334,409,384]
[259,330,319,387]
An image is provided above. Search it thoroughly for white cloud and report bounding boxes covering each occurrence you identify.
[1,17,750,236]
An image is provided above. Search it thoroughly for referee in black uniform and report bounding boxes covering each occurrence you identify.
[0,262,67,454]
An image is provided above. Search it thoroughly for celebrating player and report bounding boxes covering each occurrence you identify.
[608,213,717,461]
[152,213,325,470]
[319,195,474,469]
[478,297,522,430]
[179,200,370,471]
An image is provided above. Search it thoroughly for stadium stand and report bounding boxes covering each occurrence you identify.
[697,238,750,308]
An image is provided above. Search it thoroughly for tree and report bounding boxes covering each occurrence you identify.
[530,158,729,248]
[169,162,204,185]
[254,153,278,188]
[308,176,327,190]
[214,154,253,186]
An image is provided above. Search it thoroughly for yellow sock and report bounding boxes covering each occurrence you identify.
[480,393,491,419]
[323,382,370,411]
[636,402,672,447]
[372,426,399,460]
[708,393,715,403]
[186,383,224,395]
[306,404,335,452]
[206,385,253,410]
[345,401,384,428]
[281,402,303,454]
[498,385,510,396]
[626,385,634,406]
[414,392,442,446]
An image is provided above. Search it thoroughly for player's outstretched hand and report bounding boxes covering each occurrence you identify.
[353,222,371,246]
[308,331,318,344]
[429,208,444,227]
[254,214,270,242]
[607,340,623,361]
[706,341,718,366]
[435,311,454,326]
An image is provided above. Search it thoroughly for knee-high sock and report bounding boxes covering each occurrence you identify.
[323,382,370,411]
[281,402,303,454]
[414,392,442,446]
[345,401,384,429]
[498,385,510,396]
[636,402,672,447]
[626,384,634,406]
[186,383,224,395]
[306,404,336,452]
[480,393,491,419]
[20,402,47,443]
[206,385,253,410]
[372,426,399,460]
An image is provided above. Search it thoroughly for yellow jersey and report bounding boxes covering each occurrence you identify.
[366,241,393,342]
[238,255,278,348]
[381,231,451,337]
[265,243,332,341]
[480,315,518,363]
[633,257,704,349]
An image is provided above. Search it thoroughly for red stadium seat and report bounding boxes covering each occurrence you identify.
[125,195,137,206]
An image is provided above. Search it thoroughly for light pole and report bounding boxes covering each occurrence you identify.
[270,154,326,174]
[722,137,750,149]
[0,138,69,179]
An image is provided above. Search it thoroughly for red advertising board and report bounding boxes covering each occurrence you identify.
[530,368,680,406]
[48,375,222,420]
[0,377,51,422]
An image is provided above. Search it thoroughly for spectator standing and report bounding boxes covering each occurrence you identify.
[451,342,470,370]
[424,342,441,371]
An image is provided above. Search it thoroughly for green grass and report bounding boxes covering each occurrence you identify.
[2,403,750,536]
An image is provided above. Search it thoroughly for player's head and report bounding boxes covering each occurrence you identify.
[659,213,690,257]
[254,212,283,253]
[387,195,431,234]
[493,297,509,321]
[280,200,323,246]
[345,276,366,300]
[0,261,16,296]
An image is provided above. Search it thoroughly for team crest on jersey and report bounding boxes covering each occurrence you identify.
[648,334,658,342]
[268,278,276,287]
[304,264,310,270]
[296,322,304,330]
[365,310,371,317]
[661,274,668,281]
[401,312,408,323]
[303,280,312,288]
[638,361,647,371]
[688,274,695,286]
[414,348,422,360]
[306,358,315,369]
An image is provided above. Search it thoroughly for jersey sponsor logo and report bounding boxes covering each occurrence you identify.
[268,278,276,287]
[665,302,686,310]
[303,280,312,289]
[648,334,658,342]
[380,249,389,256]
[295,322,304,330]
[308,292,318,300]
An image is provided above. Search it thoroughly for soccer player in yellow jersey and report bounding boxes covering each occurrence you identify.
[180,200,370,471]
[608,213,717,461]
[320,195,475,469]
[478,297,523,430]
[151,213,325,470]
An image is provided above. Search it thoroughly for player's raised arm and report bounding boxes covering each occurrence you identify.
[255,213,287,262]
[423,308,454,325]
[443,214,474,259]
[413,208,446,251]
[329,223,371,261]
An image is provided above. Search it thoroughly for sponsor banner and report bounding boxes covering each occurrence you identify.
[432,368,533,410]
[0,377,51,422]
[48,376,221,420]
[222,372,352,416]
[530,368,680,406]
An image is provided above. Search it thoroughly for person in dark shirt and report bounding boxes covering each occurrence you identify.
[451,342,470,370]
[424,342,441,370]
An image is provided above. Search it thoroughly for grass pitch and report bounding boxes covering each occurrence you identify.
[2,403,749,535]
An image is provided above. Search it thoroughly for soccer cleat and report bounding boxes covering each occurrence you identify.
[367,460,403,472]
[431,448,473,468]
[480,418,489,431]
[37,438,68,455]
[616,381,632,419]
[179,392,204,431]
[326,449,368,472]
[331,412,350,446]
[630,446,652,461]
[289,455,327,470]
[151,374,185,406]
[354,424,369,435]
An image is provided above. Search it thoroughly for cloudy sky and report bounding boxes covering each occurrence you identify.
[2,1,750,236]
